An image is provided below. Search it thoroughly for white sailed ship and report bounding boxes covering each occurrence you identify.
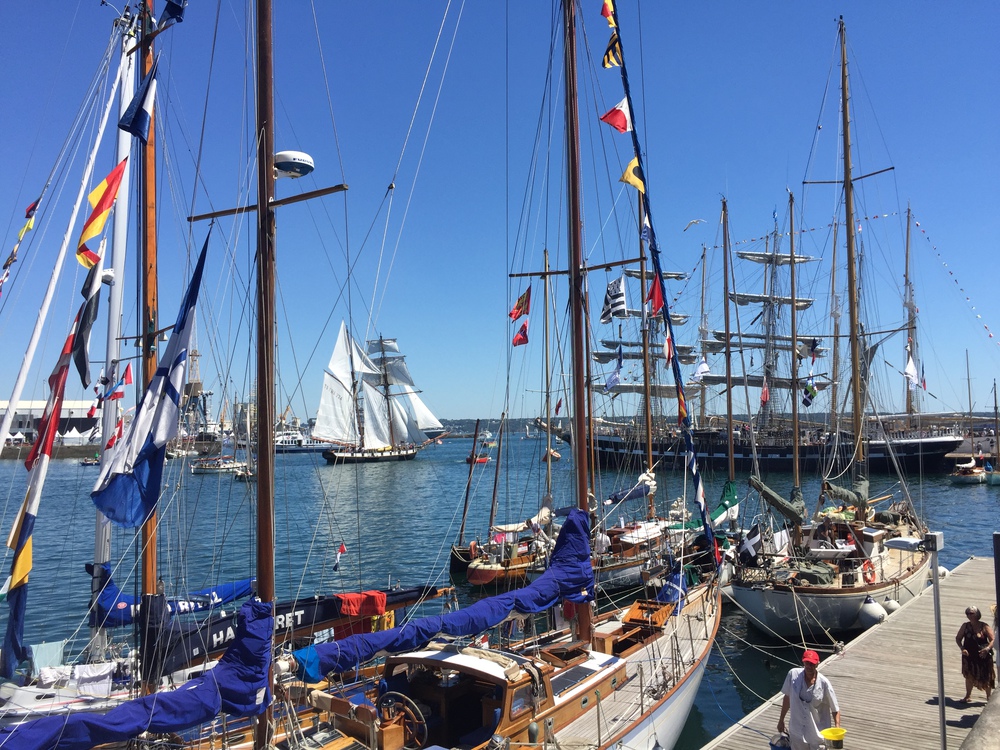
[312,321,444,464]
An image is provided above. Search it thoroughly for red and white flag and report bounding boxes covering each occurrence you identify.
[599,98,632,133]
[333,542,347,571]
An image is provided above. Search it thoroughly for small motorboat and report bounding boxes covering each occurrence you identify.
[465,452,490,465]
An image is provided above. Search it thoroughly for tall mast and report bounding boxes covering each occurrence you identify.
[993,381,998,468]
[563,0,591,643]
[904,204,917,422]
[639,201,655,519]
[828,220,841,437]
[722,200,735,482]
[254,0,276,744]
[698,245,708,426]
[966,350,973,445]
[840,17,864,466]
[788,192,801,489]
[543,251,554,491]
[381,336,397,447]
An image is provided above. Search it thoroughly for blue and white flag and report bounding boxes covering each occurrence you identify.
[156,0,187,30]
[118,57,158,144]
[92,236,208,527]
[604,345,623,392]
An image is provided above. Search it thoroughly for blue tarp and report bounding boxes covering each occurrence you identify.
[86,563,255,628]
[293,508,594,683]
[0,599,272,750]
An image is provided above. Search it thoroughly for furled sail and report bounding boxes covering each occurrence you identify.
[729,292,814,310]
[291,509,595,683]
[736,250,818,266]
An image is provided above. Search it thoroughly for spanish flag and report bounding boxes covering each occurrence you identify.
[76,158,128,268]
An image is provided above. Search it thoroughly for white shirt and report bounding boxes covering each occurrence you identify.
[781,667,839,749]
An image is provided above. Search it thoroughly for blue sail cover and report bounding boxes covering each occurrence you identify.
[86,562,255,628]
[293,509,594,683]
[0,599,272,750]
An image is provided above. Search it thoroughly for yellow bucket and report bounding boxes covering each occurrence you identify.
[820,727,846,748]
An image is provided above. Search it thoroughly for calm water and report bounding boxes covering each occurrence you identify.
[0,437,995,749]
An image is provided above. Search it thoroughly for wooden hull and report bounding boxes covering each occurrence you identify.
[322,446,419,464]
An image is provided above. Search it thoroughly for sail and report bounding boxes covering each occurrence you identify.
[399,387,444,434]
[0,600,273,749]
[729,292,814,309]
[366,337,400,355]
[736,250,818,266]
[312,322,379,445]
[389,394,427,445]
[291,509,595,683]
[360,379,393,449]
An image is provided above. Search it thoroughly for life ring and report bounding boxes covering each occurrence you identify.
[862,559,876,585]
[468,540,478,559]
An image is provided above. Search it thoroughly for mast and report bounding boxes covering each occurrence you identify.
[840,17,865,467]
[722,200,735,482]
[903,204,917,422]
[639,201,655,519]
[486,417,505,534]
[966,350,973,447]
[994,381,998,469]
[543,250,554,489]
[698,245,708,426]
[254,0,276,744]
[380,336,397,447]
[456,419,480,546]
[788,192,801,490]
[828,221,841,438]
[563,0,591,643]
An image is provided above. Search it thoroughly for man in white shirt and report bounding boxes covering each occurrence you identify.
[777,650,841,750]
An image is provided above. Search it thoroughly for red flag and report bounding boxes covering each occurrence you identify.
[334,542,347,571]
[77,158,128,268]
[555,398,563,415]
[599,98,632,133]
[25,325,76,471]
[647,277,664,314]
[760,379,770,405]
[512,320,529,347]
[509,287,531,321]
[601,0,616,27]
[105,416,124,450]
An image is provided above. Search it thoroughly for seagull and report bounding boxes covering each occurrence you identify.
[683,218,706,232]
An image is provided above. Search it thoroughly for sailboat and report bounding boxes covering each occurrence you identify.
[730,18,934,639]
[950,352,987,484]
[312,322,442,464]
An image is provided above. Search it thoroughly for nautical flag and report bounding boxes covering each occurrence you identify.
[647,276,664,315]
[92,235,208,528]
[76,158,127,269]
[104,363,133,401]
[738,523,764,566]
[512,320,529,347]
[604,346,623,393]
[509,287,531,321]
[663,326,674,366]
[921,363,927,391]
[802,377,818,407]
[71,250,105,388]
[555,398,563,416]
[640,213,651,242]
[619,157,645,194]
[904,354,919,391]
[118,57,158,144]
[105,414,125,451]
[0,197,42,301]
[156,0,187,30]
[693,356,710,383]
[602,31,622,68]
[601,0,616,27]
[760,378,770,405]
[600,276,627,324]
[333,542,347,572]
[1,323,75,678]
[599,98,631,133]
[809,338,819,363]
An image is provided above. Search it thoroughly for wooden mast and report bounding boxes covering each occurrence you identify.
[254,0,276,744]
[698,245,708,426]
[563,0,591,643]
[639,201,656,519]
[722,200,735,483]
[904,204,917,423]
[840,17,864,469]
[788,192,801,491]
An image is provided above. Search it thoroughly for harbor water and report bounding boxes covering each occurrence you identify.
[0,435,995,749]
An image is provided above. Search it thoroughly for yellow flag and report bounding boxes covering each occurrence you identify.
[620,157,645,194]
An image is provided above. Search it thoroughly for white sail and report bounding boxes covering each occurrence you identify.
[398,387,443,434]
[312,322,379,445]
[389,395,427,445]
[360,380,393,449]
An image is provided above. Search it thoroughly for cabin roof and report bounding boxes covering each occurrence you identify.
[386,647,531,683]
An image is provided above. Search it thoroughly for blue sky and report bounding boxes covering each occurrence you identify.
[0,2,997,424]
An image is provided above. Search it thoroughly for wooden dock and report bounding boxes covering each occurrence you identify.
[702,556,997,750]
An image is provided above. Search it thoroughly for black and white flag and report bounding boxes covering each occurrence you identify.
[600,276,627,324]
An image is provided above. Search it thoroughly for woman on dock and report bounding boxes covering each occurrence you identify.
[956,605,995,702]
[777,650,841,750]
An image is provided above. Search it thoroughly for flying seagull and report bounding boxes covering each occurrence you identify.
[683,219,706,232]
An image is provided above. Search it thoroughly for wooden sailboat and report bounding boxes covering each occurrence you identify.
[730,18,933,639]
[950,352,987,484]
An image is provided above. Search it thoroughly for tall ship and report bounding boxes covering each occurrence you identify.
[312,322,445,463]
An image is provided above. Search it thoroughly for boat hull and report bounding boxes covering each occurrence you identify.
[322,446,419,464]
[582,431,963,473]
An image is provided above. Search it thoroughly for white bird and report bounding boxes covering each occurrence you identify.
[683,218,706,232]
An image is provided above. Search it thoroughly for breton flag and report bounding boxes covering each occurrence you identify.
[647,276,664,315]
[604,346,623,393]
[599,98,632,133]
[92,236,208,528]
[512,320,529,347]
[71,248,106,388]
[601,0,616,27]
[333,543,347,571]
[600,276,627,324]
[904,354,919,391]
[103,363,134,401]
[602,31,622,68]
[619,157,645,194]
[76,158,128,269]
[156,0,187,30]
[509,287,531,321]
[802,377,818,407]
[118,57,158,144]
[1,323,76,678]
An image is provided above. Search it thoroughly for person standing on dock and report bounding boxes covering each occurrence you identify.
[777,650,841,750]
[956,605,995,702]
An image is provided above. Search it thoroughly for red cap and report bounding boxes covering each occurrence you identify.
[802,650,820,665]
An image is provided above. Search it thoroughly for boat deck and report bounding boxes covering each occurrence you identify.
[701,556,997,750]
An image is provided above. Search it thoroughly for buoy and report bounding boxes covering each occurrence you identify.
[274,150,315,178]
[882,597,901,614]
[938,565,949,579]
[856,594,887,629]
[862,559,876,584]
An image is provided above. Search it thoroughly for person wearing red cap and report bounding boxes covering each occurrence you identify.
[777,650,841,750]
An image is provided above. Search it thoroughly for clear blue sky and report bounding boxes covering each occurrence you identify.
[0,2,997,423]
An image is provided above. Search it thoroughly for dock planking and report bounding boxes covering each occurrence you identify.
[701,556,997,750]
